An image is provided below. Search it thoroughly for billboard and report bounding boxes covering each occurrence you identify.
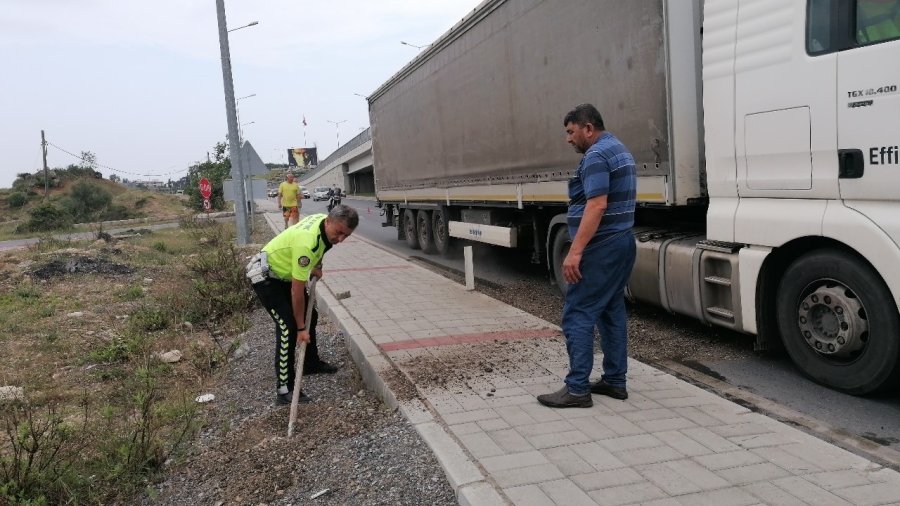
[287,147,317,168]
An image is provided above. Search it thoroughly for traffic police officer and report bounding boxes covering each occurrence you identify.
[249,205,359,404]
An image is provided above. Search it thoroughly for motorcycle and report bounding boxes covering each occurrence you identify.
[326,193,342,212]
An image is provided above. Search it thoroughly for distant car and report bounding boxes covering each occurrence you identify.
[302,188,310,199]
[267,188,277,197]
[313,187,330,201]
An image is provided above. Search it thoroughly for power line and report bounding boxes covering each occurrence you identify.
[46,142,190,179]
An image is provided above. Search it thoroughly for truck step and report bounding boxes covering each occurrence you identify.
[706,306,735,320]
[697,240,742,253]
[703,275,732,287]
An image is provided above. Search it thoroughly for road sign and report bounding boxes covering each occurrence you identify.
[203,198,211,212]
[199,178,212,199]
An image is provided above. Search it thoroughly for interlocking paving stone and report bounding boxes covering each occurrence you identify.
[694,450,767,471]
[503,484,555,506]
[614,445,685,466]
[741,482,809,505]
[488,428,536,453]
[492,463,565,488]
[714,462,793,486]
[570,468,644,491]
[542,446,595,476]
[539,478,597,506]
[668,486,761,506]
[653,430,716,458]
[832,481,900,506]
[480,450,549,472]
[771,476,855,506]
[587,482,667,505]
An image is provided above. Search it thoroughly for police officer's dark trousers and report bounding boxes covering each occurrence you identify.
[251,278,323,393]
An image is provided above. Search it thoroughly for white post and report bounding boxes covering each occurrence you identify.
[464,246,475,291]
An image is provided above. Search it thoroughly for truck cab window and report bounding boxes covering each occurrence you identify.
[808,0,834,53]
[856,0,900,44]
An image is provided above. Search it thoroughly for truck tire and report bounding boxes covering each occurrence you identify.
[403,209,420,249]
[551,226,570,296]
[417,210,436,254]
[432,207,452,256]
[775,249,900,394]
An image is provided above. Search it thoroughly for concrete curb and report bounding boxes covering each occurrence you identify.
[313,266,506,505]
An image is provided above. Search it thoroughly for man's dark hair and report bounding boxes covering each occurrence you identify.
[329,204,359,229]
[563,103,605,130]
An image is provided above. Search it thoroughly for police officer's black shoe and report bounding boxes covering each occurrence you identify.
[276,391,311,405]
[590,380,628,400]
[304,360,339,375]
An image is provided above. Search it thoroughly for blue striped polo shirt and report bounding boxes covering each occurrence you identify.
[567,132,636,242]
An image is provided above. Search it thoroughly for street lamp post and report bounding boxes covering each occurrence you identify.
[228,21,258,32]
[400,41,429,50]
[236,93,256,144]
[326,119,348,149]
[214,0,256,244]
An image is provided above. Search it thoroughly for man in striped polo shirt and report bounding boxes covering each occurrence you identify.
[538,104,637,408]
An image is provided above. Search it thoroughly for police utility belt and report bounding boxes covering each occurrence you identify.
[245,252,279,285]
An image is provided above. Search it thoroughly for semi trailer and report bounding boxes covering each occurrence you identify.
[367,0,900,394]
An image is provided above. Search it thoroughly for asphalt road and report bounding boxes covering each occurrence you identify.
[312,197,900,462]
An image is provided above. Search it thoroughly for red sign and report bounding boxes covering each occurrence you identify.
[199,178,212,199]
[202,198,211,212]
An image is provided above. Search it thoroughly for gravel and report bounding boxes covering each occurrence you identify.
[144,309,456,506]
[410,255,760,365]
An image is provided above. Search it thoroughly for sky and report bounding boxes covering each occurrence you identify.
[0,0,482,188]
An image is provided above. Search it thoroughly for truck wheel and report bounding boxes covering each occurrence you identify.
[551,226,570,296]
[776,249,900,394]
[432,207,452,256]
[404,209,420,249]
[417,210,436,253]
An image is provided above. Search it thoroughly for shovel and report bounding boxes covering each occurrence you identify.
[287,276,317,437]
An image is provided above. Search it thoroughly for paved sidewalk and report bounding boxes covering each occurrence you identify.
[265,212,900,505]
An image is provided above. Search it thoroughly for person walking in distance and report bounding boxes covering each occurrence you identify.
[246,205,358,405]
[277,173,302,229]
[537,104,637,408]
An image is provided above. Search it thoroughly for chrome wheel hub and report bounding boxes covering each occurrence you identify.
[797,284,867,358]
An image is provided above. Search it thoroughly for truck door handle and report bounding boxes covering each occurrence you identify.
[838,149,864,179]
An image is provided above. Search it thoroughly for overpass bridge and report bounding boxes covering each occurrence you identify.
[300,127,374,196]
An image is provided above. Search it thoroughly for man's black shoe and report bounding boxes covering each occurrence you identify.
[276,391,311,405]
[590,380,628,400]
[304,360,339,375]
[536,386,593,408]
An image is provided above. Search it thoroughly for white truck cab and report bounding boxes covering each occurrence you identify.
[703,0,900,393]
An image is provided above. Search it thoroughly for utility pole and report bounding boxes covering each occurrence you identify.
[41,130,49,199]
[215,0,250,245]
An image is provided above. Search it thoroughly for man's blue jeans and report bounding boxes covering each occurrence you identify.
[562,231,636,395]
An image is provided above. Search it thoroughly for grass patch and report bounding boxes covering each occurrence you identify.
[0,217,262,503]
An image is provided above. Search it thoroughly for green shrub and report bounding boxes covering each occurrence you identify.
[7,192,27,208]
[59,180,112,223]
[151,241,168,253]
[128,306,169,333]
[0,402,88,504]
[18,203,71,233]
[121,284,144,301]
[184,226,254,320]
[101,204,131,221]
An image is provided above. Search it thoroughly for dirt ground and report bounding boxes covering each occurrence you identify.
[144,312,455,506]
